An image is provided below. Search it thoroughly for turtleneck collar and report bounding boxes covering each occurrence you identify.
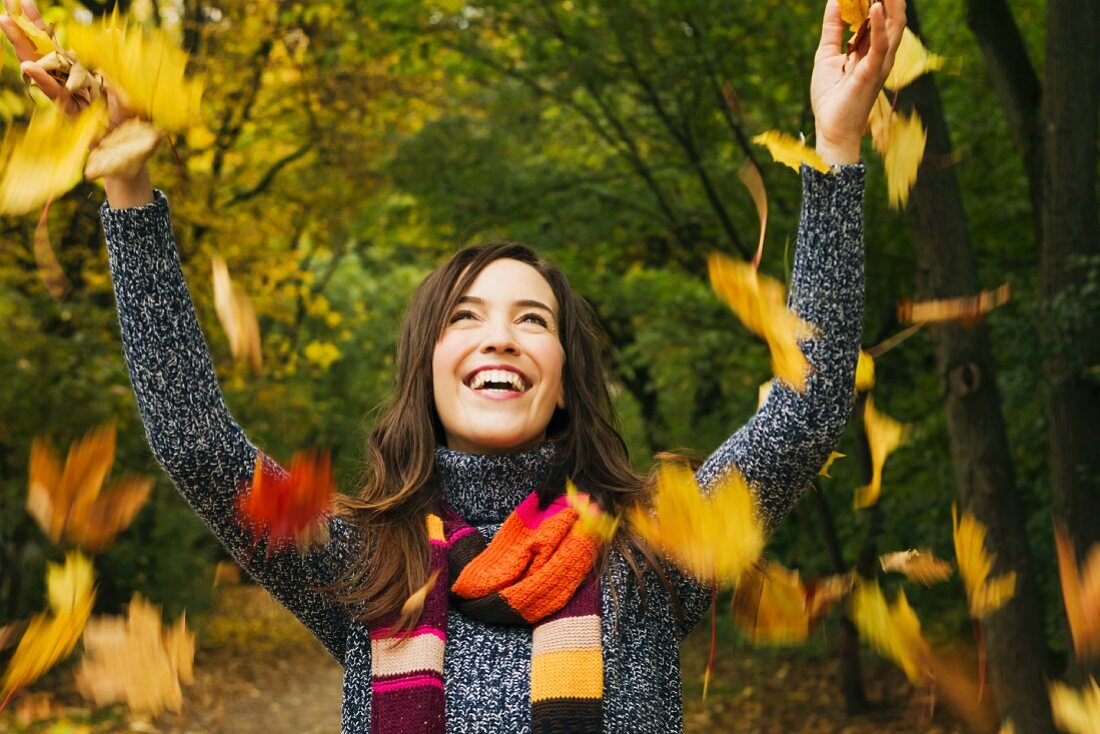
[434,441,557,525]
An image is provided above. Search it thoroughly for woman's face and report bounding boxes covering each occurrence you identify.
[432,258,566,455]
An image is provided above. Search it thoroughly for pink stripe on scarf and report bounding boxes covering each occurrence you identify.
[514,492,569,530]
[373,673,444,693]
[371,624,447,642]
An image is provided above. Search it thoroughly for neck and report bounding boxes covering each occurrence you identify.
[434,441,557,524]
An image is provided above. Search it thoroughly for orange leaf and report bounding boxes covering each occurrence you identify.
[237,450,335,552]
[732,562,852,645]
[880,548,954,585]
[1055,526,1100,662]
[898,283,1012,326]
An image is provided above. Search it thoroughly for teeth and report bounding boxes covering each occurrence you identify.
[469,369,527,391]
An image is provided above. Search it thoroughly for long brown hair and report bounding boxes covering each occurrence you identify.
[330,242,676,624]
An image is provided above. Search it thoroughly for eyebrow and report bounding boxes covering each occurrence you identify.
[456,295,555,314]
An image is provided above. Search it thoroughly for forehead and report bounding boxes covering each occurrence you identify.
[460,258,558,313]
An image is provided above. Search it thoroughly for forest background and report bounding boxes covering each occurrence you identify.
[0,0,1096,731]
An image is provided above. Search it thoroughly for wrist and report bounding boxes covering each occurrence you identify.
[104,165,154,209]
[814,130,862,167]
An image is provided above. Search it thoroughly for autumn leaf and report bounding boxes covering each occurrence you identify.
[819,451,845,478]
[752,131,830,174]
[211,254,264,373]
[76,594,195,716]
[1,552,96,698]
[898,283,1012,326]
[732,562,852,645]
[1054,525,1100,662]
[1049,678,1100,734]
[9,7,57,58]
[237,450,335,552]
[84,118,161,180]
[885,28,947,91]
[884,109,926,209]
[953,505,1017,618]
[850,581,930,685]
[627,462,764,586]
[565,479,620,543]
[867,92,892,156]
[853,396,907,509]
[0,100,108,215]
[855,349,876,392]
[708,252,816,392]
[738,160,768,266]
[27,423,153,553]
[67,12,203,132]
[394,569,441,634]
[880,548,954,585]
[838,0,870,30]
[33,202,70,299]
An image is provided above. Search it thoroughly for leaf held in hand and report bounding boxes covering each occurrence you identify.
[627,462,763,586]
[752,131,830,174]
[853,397,907,509]
[708,252,816,392]
[84,118,161,180]
[838,0,870,30]
[953,505,1017,617]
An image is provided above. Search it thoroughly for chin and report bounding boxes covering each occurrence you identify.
[450,429,545,455]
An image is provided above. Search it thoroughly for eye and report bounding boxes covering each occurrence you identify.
[449,309,477,324]
[517,312,547,325]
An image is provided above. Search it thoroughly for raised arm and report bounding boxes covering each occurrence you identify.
[101,193,358,664]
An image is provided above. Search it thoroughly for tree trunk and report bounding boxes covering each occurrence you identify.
[898,5,1055,731]
[1041,0,1100,683]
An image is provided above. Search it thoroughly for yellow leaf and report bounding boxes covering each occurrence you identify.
[75,594,195,716]
[850,581,930,684]
[33,208,70,300]
[884,110,926,209]
[67,15,203,132]
[897,282,1012,325]
[1055,526,1100,662]
[11,13,57,58]
[708,252,816,392]
[867,92,892,156]
[565,480,620,543]
[855,350,876,392]
[757,379,773,409]
[627,462,763,586]
[853,397,906,509]
[84,118,161,180]
[952,505,1017,617]
[738,160,768,264]
[838,0,870,30]
[885,28,946,91]
[1,552,96,696]
[732,563,852,645]
[1049,678,1100,734]
[752,131,830,174]
[212,255,264,372]
[0,101,108,215]
[818,451,845,478]
[879,548,954,585]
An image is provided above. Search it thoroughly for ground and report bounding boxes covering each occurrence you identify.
[1,583,964,733]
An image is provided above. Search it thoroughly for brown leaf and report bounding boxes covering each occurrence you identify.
[880,549,954,585]
[84,119,161,180]
[32,204,70,300]
[738,160,768,267]
[898,283,1012,326]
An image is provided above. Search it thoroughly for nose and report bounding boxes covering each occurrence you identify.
[479,316,520,355]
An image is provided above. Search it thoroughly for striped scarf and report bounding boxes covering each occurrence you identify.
[369,490,603,733]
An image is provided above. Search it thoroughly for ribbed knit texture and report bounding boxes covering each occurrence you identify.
[100,162,865,733]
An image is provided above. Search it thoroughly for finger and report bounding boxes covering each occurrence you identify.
[884,0,907,53]
[816,0,845,59]
[1,0,18,17]
[21,60,62,99]
[0,14,38,61]
[20,0,47,30]
[859,2,888,77]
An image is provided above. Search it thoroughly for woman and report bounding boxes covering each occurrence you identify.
[4,0,904,730]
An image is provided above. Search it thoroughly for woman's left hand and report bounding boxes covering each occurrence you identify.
[810,0,907,165]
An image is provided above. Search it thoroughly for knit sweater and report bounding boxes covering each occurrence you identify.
[100,162,865,733]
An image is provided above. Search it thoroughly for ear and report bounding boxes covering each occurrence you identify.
[556,386,566,410]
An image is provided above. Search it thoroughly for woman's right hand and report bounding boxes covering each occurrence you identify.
[0,0,153,207]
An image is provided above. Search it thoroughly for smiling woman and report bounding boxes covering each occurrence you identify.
[3,0,908,728]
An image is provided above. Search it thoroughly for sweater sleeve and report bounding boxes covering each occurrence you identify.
[101,191,359,664]
[678,162,865,634]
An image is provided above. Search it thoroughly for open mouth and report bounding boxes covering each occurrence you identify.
[464,368,530,394]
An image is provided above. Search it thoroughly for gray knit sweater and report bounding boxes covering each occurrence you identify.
[100,163,865,733]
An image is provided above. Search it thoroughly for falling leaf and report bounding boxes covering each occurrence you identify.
[67,12,203,133]
[853,397,907,509]
[237,450,335,552]
[1054,526,1100,662]
[738,160,768,266]
[1,552,96,698]
[211,254,264,372]
[867,92,893,155]
[84,118,161,180]
[880,548,954,585]
[0,100,108,215]
[850,581,930,685]
[732,563,852,645]
[855,350,875,392]
[757,379,774,409]
[708,252,816,391]
[898,282,1012,326]
[27,424,153,553]
[819,451,845,478]
[885,28,947,91]
[394,569,441,633]
[752,131,830,174]
[1049,678,1100,734]
[33,202,70,300]
[627,462,763,586]
[884,109,926,209]
[76,594,195,716]
[953,505,1017,617]
[565,480,620,542]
